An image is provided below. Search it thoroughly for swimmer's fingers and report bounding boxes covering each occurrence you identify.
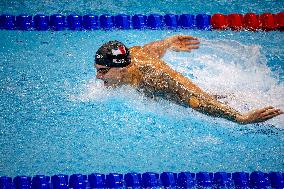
[260,108,280,116]
[240,106,282,124]
[187,45,200,49]
[257,108,283,121]
[184,41,200,46]
[183,39,200,45]
[180,43,200,50]
[172,46,199,52]
[252,106,274,118]
[177,36,200,45]
[177,35,199,41]
[261,108,283,117]
[181,46,199,52]
[171,40,199,52]
[257,106,274,114]
[261,110,283,121]
[184,39,200,46]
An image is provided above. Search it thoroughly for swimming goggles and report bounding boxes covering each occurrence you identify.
[97,67,111,74]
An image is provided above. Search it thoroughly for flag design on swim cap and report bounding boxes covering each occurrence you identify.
[95,40,131,67]
[112,46,126,55]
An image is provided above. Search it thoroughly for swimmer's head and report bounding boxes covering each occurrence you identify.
[95,40,131,67]
[95,41,131,87]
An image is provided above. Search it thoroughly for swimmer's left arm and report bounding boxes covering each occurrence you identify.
[143,35,200,59]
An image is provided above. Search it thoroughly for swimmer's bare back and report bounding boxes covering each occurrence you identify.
[126,35,283,124]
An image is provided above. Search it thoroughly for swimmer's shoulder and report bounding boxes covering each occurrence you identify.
[130,46,142,50]
[129,46,150,64]
[130,46,168,70]
[130,46,144,54]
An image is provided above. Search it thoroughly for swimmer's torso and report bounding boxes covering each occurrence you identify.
[127,46,215,106]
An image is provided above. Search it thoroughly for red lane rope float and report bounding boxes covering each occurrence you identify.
[211,14,228,30]
[243,13,261,31]
[260,13,276,31]
[275,12,284,31]
[228,14,244,31]
[212,12,283,31]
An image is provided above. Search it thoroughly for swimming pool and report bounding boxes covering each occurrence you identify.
[0,0,283,183]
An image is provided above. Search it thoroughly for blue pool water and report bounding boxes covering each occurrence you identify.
[0,0,283,177]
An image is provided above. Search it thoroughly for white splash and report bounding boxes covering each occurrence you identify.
[70,77,203,125]
[69,79,108,102]
[165,38,284,127]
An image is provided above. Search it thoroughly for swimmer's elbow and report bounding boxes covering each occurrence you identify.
[188,96,200,109]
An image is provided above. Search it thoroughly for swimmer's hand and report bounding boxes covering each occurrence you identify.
[236,106,283,124]
[165,35,200,52]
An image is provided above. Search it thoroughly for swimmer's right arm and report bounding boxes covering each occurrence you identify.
[143,35,200,59]
[177,86,244,123]
[141,63,283,124]
[139,63,245,123]
[165,68,283,124]
[182,89,283,124]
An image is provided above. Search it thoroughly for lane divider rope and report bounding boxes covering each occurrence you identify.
[0,171,283,189]
[0,13,283,31]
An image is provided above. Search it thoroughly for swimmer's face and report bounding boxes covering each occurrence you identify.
[95,64,126,87]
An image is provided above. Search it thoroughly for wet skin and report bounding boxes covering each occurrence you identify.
[95,35,283,124]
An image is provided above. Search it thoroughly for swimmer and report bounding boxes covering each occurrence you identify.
[94,35,283,124]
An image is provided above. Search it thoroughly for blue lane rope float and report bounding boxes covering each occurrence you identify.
[0,171,284,189]
[0,13,283,31]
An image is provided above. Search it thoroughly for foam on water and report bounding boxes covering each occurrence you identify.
[165,38,284,128]
[71,79,195,118]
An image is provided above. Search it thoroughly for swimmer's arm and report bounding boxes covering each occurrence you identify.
[167,79,244,123]
[140,63,283,124]
[175,81,283,124]
[142,35,200,59]
[159,67,248,123]
[140,64,243,123]
[186,94,283,124]
[185,93,244,123]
